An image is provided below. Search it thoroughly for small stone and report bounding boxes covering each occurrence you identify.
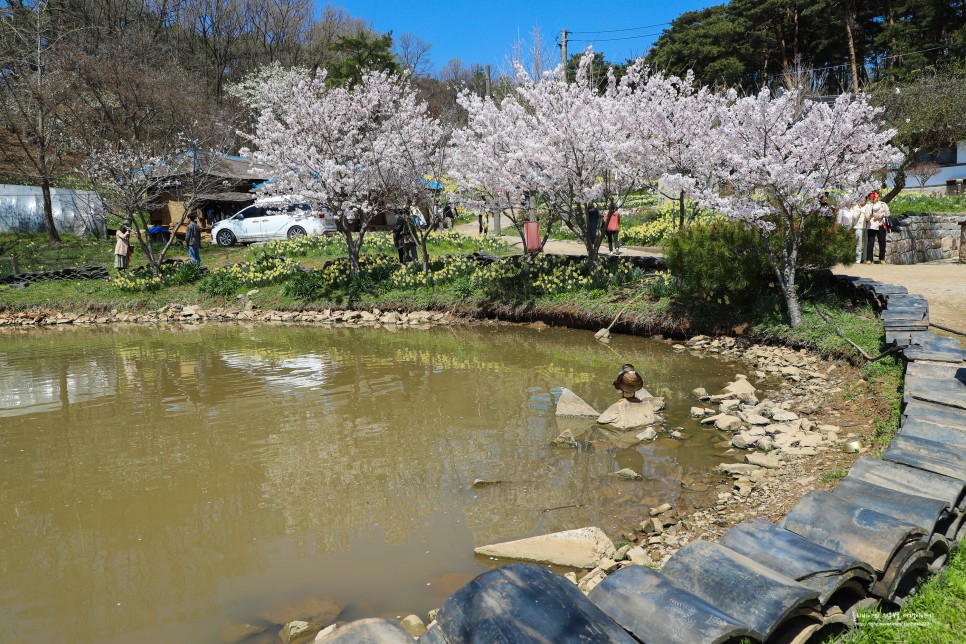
[714,415,743,432]
[745,453,781,469]
[636,428,657,442]
[649,503,672,516]
[551,430,578,448]
[280,621,322,644]
[693,387,709,399]
[614,468,643,481]
[772,410,800,422]
[731,432,756,449]
[564,572,578,584]
[400,615,427,638]
[626,546,648,565]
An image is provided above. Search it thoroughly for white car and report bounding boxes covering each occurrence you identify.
[212,199,337,246]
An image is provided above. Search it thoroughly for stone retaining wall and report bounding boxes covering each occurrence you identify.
[885,212,961,264]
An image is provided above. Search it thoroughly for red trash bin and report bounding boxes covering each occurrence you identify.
[523,220,540,253]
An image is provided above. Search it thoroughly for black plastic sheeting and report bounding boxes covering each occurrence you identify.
[589,565,759,644]
[848,456,966,514]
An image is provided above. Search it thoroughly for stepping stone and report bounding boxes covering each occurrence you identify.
[597,399,659,430]
[436,564,636,644]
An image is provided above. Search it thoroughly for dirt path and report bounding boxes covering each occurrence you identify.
[456,216,964,342]
[834,259,966,343]
[453,218,662,258]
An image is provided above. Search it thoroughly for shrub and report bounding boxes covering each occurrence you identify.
[665,220,770,302]
[666,215,858,303]
[168,261,205,286]
[198,271,241,297]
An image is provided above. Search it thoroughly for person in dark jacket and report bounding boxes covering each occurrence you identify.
[185,213,202,265]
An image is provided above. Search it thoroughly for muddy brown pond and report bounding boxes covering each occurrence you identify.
[0,323,747,643]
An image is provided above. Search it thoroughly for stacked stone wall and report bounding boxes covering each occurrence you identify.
[885,212,961,264]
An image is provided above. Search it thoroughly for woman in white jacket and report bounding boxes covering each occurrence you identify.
[865,193,890,264]
[852,197,869,263]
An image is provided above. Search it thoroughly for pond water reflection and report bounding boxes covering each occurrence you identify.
[0,323,745,643]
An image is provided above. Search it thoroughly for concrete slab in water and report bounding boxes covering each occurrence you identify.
[554,388,600,417]
[473,526,616,569]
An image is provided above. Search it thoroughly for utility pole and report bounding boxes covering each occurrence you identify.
[485,64,491,99]
[559,29,568,75]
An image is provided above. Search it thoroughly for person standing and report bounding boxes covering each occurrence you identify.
[185,213,202,266]
[865,193,890,264]
[587,202,601,247]
[114,225,131,271]
[852,196,870,263]
[392,215,408,264]
[604,201,620,254]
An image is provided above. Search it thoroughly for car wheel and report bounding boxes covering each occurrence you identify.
[216,229,236,246]
[287,225,306,239]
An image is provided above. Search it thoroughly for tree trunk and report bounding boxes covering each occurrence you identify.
[782,279,803,328]
[844,2,860,91]
[678,191,685,230]
[883,154,912,203]
[40,178,61,243]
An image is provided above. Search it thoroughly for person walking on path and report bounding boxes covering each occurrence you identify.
[114,225,131,271]
[865,193,889,264]
[852,196,870,263]
[185,213,202,266]
[604,201,620,254]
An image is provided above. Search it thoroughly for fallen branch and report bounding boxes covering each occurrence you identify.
[812,303,900,363]
[930,322,966,338]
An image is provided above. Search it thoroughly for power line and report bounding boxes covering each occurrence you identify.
[568,32,665,44]
[568,22,670,35]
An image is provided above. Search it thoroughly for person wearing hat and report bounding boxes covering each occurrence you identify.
[185,213,202,265]
[864,193,890,264]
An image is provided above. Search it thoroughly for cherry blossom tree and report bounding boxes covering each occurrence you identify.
[244,69,441,276]
[451,53,651,269]
[711,90,900,327]
[617,65,725,229]
[84,135,230,277]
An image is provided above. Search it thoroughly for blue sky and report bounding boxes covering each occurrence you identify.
[320,1,720,73]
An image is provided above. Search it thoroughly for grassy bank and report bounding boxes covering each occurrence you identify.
[829,547,966,643]
[0,231,891,365]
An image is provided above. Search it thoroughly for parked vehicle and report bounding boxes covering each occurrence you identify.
[212,198,337,246]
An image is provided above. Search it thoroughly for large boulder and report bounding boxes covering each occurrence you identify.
[597,399,659,430]
[555,388,600,417]
[474,527,616,569]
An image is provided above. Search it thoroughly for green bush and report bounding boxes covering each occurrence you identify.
[284,270,327,300]
[666,216,857,303]
[168,261,205,286]
[796,215,856,269]
[198,271,241,297]
[665,220,770,302]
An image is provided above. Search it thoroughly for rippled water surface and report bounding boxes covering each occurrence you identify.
[0,323,745,643]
